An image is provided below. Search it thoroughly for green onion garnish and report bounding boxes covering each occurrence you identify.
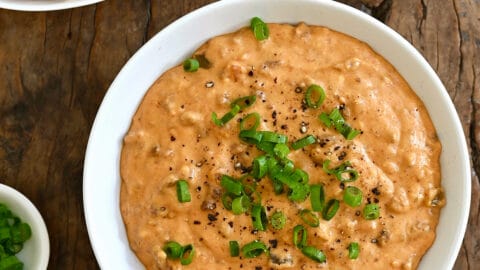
[176,180,191,203]
[363,203,380,220]
[212,104,241,126]
[231,95,257,110]
[240,112,260,131]
[229,241,240,257]
[273,143,290,159]
[180,244,195,265]
[221,193,235,210]
[0,204,31,270]
[318,108,360,139]
[322,160,359,182]
[322,199,340,220]
[291,135,316,150]
[293,225,307,248]
[301,246,326,263]
[291,169,309,185]
[348,242,360,259]
[310,184,325,212]
[183,58,199,72]
[250,17,269,41]
[343,186,363,207]
[231,195,251,215]
[270,211,286,230]
[252,155,268,179]
[0,256,23,270]
[305,84,326,108]
[241,240,268,258]
[163,241,184,259]
[220,175,243,196]
[299,209,320,227]
[251,204,268,231]
[239,129,263,144]
[287,183,310,202]
[260,131,288,144]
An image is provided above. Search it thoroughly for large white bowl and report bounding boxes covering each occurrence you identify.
[0,184,50,270]
[0,0,102,11]
[83,0,471,269]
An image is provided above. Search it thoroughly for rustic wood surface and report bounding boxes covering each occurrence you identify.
[0,0,477,269]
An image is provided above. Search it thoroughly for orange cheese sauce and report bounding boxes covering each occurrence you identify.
[120,23,444,270]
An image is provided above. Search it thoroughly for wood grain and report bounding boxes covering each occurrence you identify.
[0,0,477,269]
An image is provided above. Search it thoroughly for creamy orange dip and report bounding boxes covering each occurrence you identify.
[120,23,444,270]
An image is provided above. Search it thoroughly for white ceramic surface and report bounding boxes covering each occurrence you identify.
[0,0,102,11]
[83,0,471,269]
[0,184,50,270]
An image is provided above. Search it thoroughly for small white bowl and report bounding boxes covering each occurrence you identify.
[0,0,103,12]
[0,184,49,270]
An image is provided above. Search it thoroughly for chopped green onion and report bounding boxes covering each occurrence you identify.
[180,244,195,265]
[183,58,199,72]
[322,199,340,221]
[301,246,326,263]
[287,183,310,202]
[240,112,260,131]
[251,204,268,231]
[221,193,234,210]
[270,211,286,230]
[299,209,319,227]
[231,95,257,110]
[343,186,363,207]
[0,256,23,270]
[232,195,251,215]
[220,175,243,196]
[318,112,331,127]
[291,169,309,184]
[176,180,191,203]
[250,17,269,41]
[212,104,241,127]
[348,242,360,259]
[241,240,268,258]
[291,135,316,150]
[229,241,240,257]
[271,179,284,195]
[310,184,325,212]
[305,84,326,108]
[239,129,263,144]
[242,183,262,205]
[163,241,183,259]
[256,141,276,154]
[318,108,360,140]
[252,155,268,179]
[322,160,359,182]
[260,131,288,144]
[363,203,380,220]
[273,143,290,159]
[293,225,307,248]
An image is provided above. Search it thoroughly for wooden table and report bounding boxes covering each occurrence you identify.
[0,0,478,269]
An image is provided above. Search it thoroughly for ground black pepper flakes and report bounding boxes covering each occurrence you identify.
[272,110,277,119]
[208,213,218,221]
[170,136,176,142]
[338,151,347,161]
[295,87,302,93]
[255,266,263,270]
[355,210,361,216]
[339,182,345,190]
[269,239,278,248]
[372,187,381,196]
[193,220,201,225]
[228,221,234,228]
[281,124,288,130]
[248,70,254,77]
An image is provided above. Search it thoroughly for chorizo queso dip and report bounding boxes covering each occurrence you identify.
[120,20,445,270]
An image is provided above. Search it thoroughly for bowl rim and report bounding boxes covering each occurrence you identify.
[0,184,50,270]
[0,0,103,12]
[83,0,471,269]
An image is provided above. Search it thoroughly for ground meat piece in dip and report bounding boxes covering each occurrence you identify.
[120,22,444,270]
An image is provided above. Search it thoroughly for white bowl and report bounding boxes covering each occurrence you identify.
[0,0,102,11]
[83,0,471,269]
[0,184,50,270]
